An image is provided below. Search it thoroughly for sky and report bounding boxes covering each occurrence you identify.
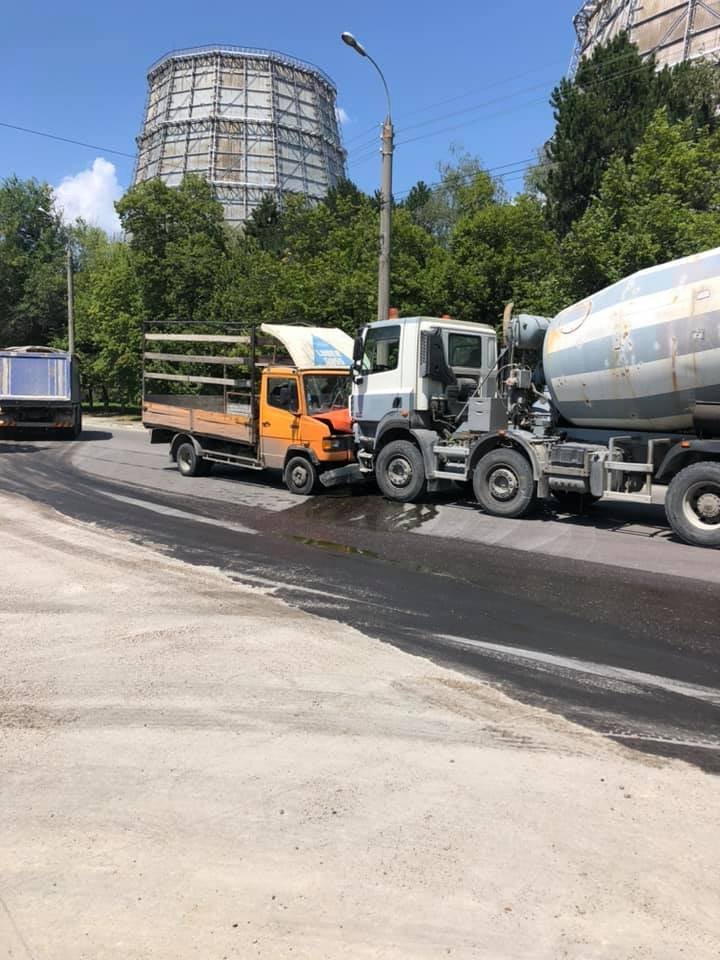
[0,0,582,233]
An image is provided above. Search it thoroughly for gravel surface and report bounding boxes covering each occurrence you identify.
[1,491,718,959]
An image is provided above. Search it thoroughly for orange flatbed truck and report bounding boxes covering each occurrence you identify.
[142,322,360,494]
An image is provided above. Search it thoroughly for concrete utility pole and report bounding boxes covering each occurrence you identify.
[65,244,75,355]
[38,206,75,355]
[341,32,394,322]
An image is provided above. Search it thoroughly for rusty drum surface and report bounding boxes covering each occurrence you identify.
[543,248,720,431]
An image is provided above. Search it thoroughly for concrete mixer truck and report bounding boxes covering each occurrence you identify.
[350,247,720,548]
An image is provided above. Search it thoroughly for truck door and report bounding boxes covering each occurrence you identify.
[351,322,406,431]
[260,374,301,468]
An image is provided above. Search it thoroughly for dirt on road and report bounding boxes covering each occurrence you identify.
[0,491,718,959]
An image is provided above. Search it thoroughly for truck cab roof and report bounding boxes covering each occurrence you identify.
[366,316,497,336]
[2,346,70,356]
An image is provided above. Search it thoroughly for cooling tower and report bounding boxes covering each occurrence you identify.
[133,45,347,226]
[572,1,720,72]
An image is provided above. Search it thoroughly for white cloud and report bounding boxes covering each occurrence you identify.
[54,158,123,234]
[336,106,350,126]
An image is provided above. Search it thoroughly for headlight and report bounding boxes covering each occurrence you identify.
[322,436,351,452]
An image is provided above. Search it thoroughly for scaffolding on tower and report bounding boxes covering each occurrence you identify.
[133,45,347,227]
[570,0,720,76]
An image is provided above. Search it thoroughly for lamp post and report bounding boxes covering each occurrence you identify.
[37,206,75,355]
[341,31,393,322]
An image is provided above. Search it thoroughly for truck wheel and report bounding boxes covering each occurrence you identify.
[284,456,319,495]
[72,411,83,439]
[176,441,208,478]
[375,440,427,503]
[665,461,720,548]
[473,448,535,519]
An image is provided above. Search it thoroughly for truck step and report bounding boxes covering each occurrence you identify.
[203,451,263,470]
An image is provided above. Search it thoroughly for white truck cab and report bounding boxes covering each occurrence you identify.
[351,316,498,499]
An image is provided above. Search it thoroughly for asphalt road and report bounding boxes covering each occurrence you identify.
[2,423,720,772]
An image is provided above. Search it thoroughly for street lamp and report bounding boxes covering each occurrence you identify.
[37,206,75,355]
[341,32,394,322]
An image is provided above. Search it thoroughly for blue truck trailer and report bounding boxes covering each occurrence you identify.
[0,346,81,438]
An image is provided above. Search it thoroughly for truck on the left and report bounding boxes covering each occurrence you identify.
[0,346,81,438]
[142,322,358,494]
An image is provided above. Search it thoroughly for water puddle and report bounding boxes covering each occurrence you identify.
[289,535,378,558]
[290,493,440,532]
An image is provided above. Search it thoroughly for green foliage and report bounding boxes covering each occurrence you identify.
[73,229,144,407]
[561,110,720,299]
[539,33,720,236]
[400,151,497,244]
[446,194,562,324]
[115,174,227,323]
[0,176,68,346]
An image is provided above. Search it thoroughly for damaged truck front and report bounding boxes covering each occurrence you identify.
[143,322,359,495]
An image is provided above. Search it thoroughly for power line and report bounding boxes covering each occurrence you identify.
[349,53,663,170]
[346,56,564,156]
[395,55,659,149]
[395,57,565,123]
[394,156,542,200]
[0,120,136,160]
[350,44,659,165]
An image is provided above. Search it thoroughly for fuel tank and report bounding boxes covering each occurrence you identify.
[543,248,720,431]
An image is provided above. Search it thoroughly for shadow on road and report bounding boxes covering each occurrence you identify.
[0,442,48,454]
[77,430,114,442]
[0,429,113,444]
[292,484,673,541]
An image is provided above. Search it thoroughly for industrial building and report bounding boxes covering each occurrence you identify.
[133,45,347,226]
[572,0,720,73]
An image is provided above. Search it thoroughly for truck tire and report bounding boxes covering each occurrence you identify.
[375,439,427,503]
[176,441,209,478]
[665,461,720,548]
[473,447,535,519]
[284,456,319,495]
[72,411,83,439]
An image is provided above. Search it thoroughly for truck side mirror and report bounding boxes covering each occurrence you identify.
[353,334,364,364]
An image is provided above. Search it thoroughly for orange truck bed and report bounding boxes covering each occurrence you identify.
[143,399,255,447]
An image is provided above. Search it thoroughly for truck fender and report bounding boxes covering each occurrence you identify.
[370,418,439,482]
[469,432,542,481]
[170,433,203,462]
[375,414,414,450]
[284,445,320,467]
[656,439,720,482]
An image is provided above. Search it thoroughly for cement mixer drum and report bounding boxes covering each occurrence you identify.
[543,248,720,431]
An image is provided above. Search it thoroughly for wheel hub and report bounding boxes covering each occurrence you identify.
[291,464,309,486]
[697,491,720,521]
[682,480,720,529]
[488,466,519,502]
[387,456,413,488]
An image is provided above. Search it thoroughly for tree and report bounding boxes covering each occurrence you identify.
[244,193,284,253]
[537,33,720,237]
[541,34,658,236]
[115,174,227,323]
[400,151,497,244]
[0,176,67,346]
[73,231,144,409]
[561,110,720,299]
[446,193,561,325]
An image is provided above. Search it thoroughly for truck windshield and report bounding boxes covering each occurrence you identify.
[303,374,350,414]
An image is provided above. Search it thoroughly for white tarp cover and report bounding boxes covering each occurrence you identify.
[261,324,353,369]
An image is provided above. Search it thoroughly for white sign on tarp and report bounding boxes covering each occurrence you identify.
[261,324,354,370]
